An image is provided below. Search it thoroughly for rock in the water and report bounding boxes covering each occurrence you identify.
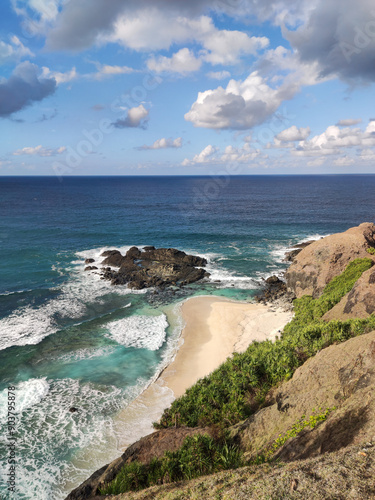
[69,407,78,413]
[84,258,95,264]
[101,250,125,267]
[96,247,209,290]
[285,222,375,298]
[84,266,98,271]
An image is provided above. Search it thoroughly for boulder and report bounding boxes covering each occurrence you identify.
[285,223,375,298]
[126,246,142,260]
[101,250,126,267]
[84,258,95,264]
[84,266,98,271]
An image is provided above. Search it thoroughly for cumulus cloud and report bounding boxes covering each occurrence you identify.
[13,145,66,156]
[0,36,33,64]
[12,0,63,36]
[112,104,149,128]
[0,62,56,118]
[182,139,261,165]
[87,61,137,80]
[275,125,311,142]
[147,48,201,74]
[293,121,375,157]
[182,144,217,165]
[185,71,300,130]
[137,137,182,150]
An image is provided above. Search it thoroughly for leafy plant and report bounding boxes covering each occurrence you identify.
[367,247,375,255]
[99,434,244,495]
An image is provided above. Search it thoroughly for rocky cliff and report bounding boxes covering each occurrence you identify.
[285,222,375,298]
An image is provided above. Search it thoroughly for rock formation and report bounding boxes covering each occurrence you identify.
[93,247,209,289]
[285,222,375,298]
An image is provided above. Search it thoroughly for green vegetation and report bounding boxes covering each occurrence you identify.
[99,434,244,495]
[367,247,375,255]
[261,407,336,462]
[155,258,374,429]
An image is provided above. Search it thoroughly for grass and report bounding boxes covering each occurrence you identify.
[155,258,374,429]
[99,434,245,495]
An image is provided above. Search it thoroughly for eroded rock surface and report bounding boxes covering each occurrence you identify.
[285,222,375,298]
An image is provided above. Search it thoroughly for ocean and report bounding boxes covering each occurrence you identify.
[1,174,375,499]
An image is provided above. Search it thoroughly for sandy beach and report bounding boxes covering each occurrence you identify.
[114,296,293,450]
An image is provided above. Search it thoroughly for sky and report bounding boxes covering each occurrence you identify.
[1,0,375,176]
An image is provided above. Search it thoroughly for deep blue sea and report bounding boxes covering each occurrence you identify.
[1,175,375,499]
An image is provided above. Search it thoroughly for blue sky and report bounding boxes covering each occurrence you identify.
[1,0,375,175]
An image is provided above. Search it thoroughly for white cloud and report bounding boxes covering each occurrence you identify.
[276,125,311,142]
[182,144,217,165]
[42,66,78,84]
[333,156,355,166]
[12,0,62,36]
[147,48,201,74]
[206,70,231,80]
[102,13,268,66]
[185,70,298,130]
[112,104,149,128]
[182,139,262,165]
[13,145,66,156]
[0,36,34,64]
[90,63,136,79]
[138,137,182,150]
[336,118,362,127]
[293,122,375,157]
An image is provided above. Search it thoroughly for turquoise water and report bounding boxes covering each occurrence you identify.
[1,175,375,499]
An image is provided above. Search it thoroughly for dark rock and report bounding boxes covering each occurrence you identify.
[95,247,210,290]
[84,266,98,272]
[101,250,125,267]
[84,258,95,264]
[69,407,78,413]
[126,246,142,259]
[284,248,303,262]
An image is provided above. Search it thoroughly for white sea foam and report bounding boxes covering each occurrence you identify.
[198,251,257,289]
[0,378,49,420]
[57,345,118,363]
[0,248,136,352]
[0,377,133,500]
[106,314,168,351]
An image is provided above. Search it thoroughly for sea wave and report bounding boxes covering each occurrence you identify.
[106,314,168,351]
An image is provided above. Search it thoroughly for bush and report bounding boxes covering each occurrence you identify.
[99,434,244,495]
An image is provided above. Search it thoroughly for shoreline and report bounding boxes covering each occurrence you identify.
[113,295,294,451]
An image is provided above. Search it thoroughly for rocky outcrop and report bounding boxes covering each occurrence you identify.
[94,247,209,290]
[230,330,375,462]
[65,427,213,500]
[323,267,375,321]
[285,223,375,298]
[255,275,295,309]
[284,240,314,263]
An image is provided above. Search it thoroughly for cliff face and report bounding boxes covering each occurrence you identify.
[285,222,375,298]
